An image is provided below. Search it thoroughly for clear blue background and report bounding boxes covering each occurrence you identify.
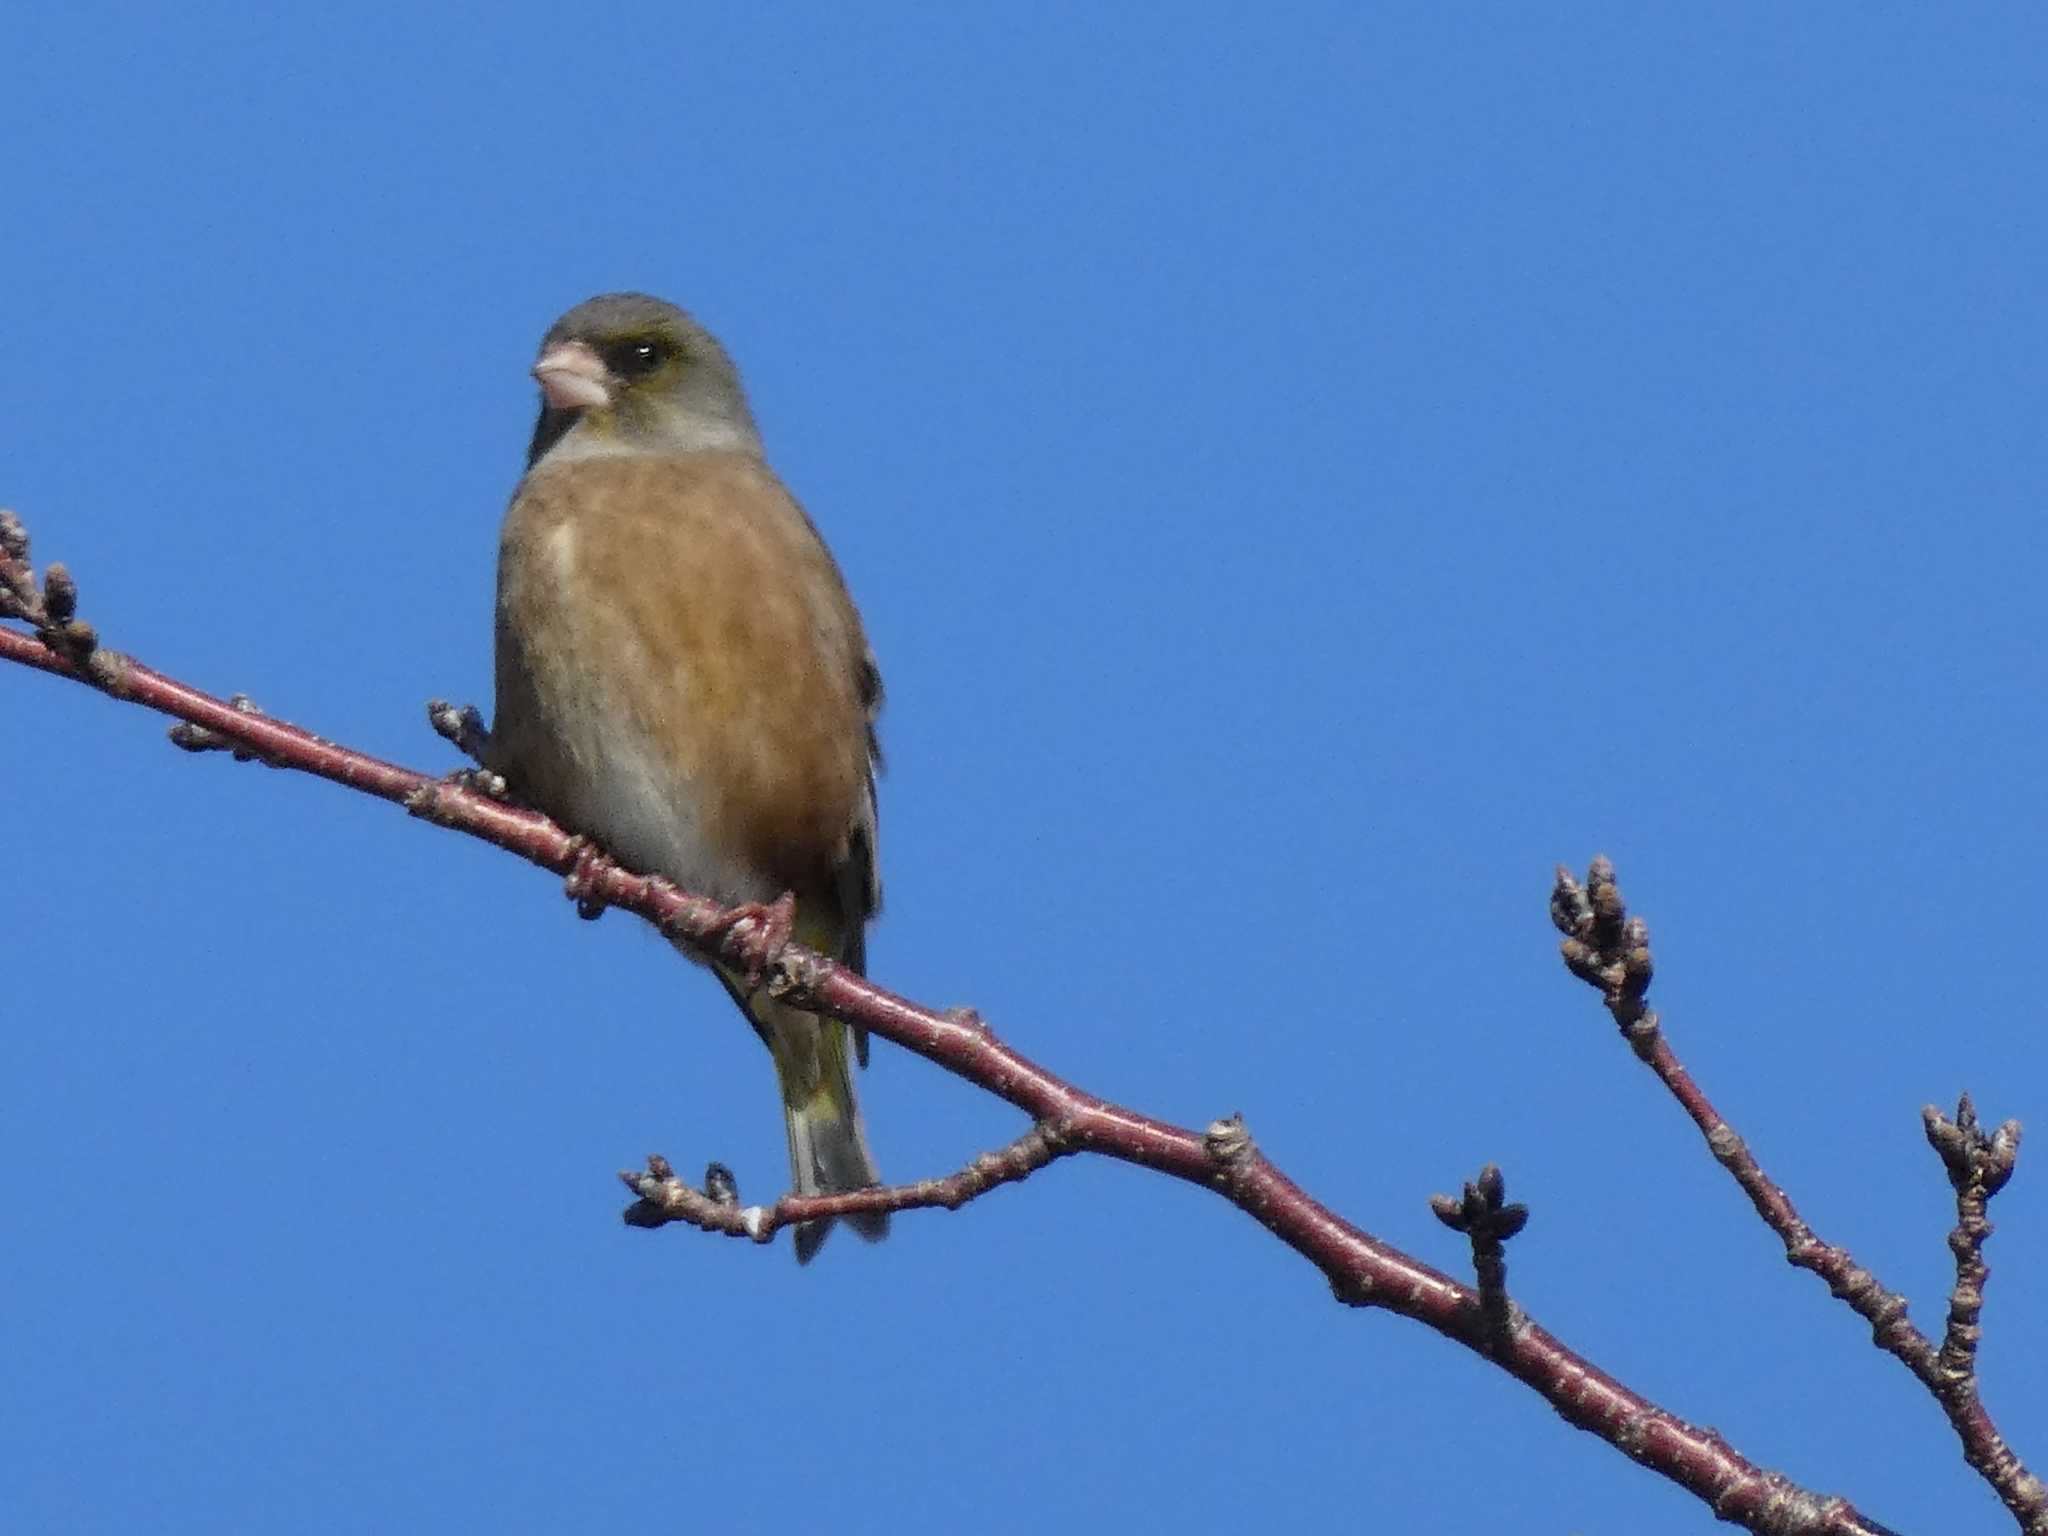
[5,7,2044,1532]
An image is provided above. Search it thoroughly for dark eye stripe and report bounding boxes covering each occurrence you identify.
[605,339,667,378]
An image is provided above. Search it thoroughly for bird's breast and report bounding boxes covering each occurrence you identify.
[489,451,872,910]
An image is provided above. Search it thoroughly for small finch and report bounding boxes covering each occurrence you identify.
[489,293,887,1263]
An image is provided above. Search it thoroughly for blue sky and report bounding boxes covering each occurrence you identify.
[5,6,2045,1532]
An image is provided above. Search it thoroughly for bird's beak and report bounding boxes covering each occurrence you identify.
[532,341,612,411]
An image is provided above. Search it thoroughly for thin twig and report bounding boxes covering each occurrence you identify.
[1430,1163,1529,1348]
[622,1119,1080,1239]
[1923,1095,2023,1391]
[1553,857,2046,1534]
[426,697,493,765]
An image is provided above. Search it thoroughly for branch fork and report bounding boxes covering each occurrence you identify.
[1552,858,2042,1534]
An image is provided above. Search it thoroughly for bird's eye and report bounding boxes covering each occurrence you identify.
[607,340,668,378]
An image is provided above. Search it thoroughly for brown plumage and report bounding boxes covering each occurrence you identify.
[495,452,876,917]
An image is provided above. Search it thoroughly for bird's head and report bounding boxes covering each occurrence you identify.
[526,293,760,468]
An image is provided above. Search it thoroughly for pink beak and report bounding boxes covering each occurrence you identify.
[532,341,611,411]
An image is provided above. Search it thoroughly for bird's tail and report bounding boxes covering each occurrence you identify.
[762,996,889,1264]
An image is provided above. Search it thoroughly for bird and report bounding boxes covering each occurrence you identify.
[487,292,888,1263]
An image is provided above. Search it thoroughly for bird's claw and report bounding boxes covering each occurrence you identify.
[562,837,612,920]
[708,891,797,988]
[440,765,509,800]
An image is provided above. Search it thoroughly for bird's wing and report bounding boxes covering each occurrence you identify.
[841,646,884,1064]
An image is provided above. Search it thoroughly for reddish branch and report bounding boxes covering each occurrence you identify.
[621,1120,1081,1240]
[6,509,2032,1533]
[1554,859,2044,1534]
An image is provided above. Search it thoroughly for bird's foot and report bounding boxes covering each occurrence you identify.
[708,891,797,987]
[440,765,509,800]
[561,837,614,920]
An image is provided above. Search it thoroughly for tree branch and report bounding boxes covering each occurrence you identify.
[0,508,1982,1534]
[621,1119,1081,1239]
[1553,857,2045,1534]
